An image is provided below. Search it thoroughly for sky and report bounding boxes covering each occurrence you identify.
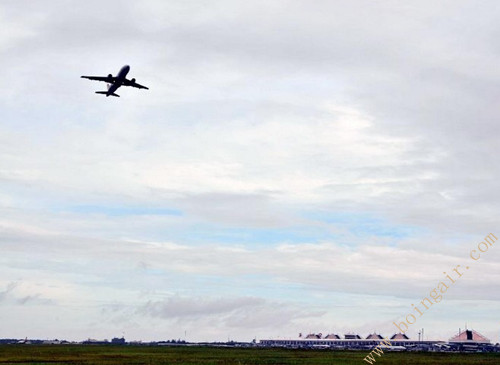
[1,0,500,343]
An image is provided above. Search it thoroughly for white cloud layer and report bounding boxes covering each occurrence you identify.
[0,0,499,342]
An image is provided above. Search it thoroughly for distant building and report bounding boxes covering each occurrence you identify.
[324,334,341,339]
[42,340,61,345]
[81,338,109,345]
[259,331,445,349]
[258,328,496,352]
[305,333,322,339]
[391,333,409,340]
[344,333,361,339]
[111,337,126,344]
[449,329,490,344]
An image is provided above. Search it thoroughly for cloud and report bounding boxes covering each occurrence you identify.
[139,296,264,319]
[175,192,290,228]
[1,0,500,341]
[0,282,17,302]
[137,295,325,335]
[0,281,53,306]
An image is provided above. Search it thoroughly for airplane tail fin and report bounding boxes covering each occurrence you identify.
[95,91,120,97]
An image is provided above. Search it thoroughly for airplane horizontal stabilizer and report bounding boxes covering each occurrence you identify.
[95,91,120,97]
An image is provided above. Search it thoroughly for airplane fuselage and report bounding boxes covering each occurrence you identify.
[106,65,130,95]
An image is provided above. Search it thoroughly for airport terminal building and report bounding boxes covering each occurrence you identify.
[260,332,433,350]
[260,329,497,352]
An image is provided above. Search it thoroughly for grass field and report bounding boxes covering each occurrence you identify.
[0,345,499,365]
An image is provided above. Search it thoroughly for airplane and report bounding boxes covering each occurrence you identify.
[81,65,148,97]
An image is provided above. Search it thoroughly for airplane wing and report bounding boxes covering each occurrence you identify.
[123,78,149,89]
[81,75,115,83]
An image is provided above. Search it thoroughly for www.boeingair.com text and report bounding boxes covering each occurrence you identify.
[363,233,497,364]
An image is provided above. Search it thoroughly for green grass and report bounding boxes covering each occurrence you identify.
[0,345,499,364]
